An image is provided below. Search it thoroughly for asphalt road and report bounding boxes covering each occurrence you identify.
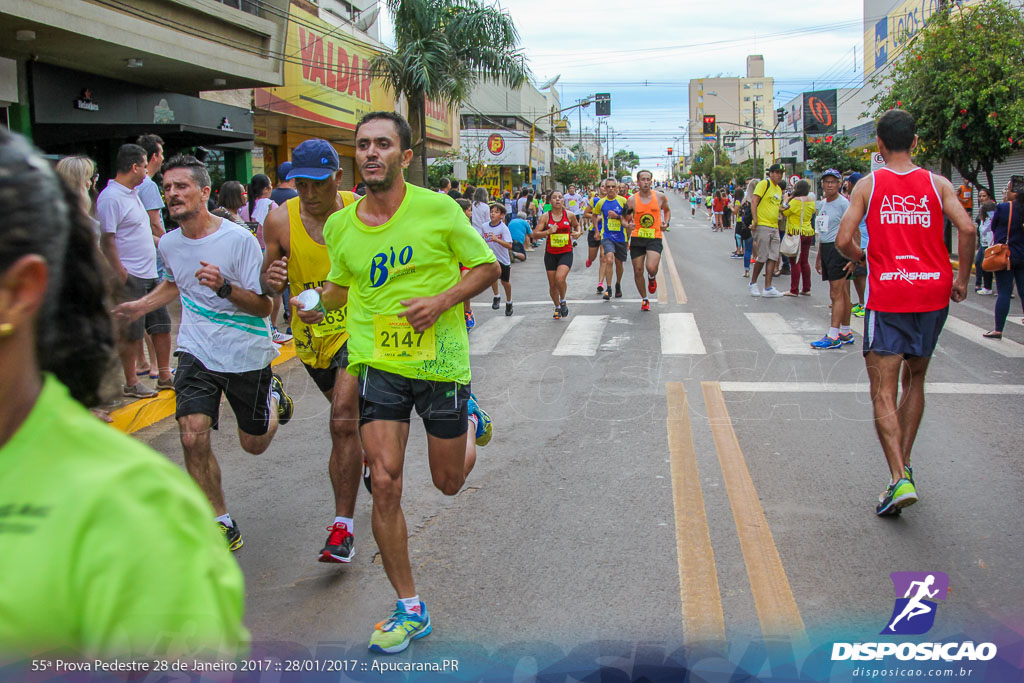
[134,192,1024,677]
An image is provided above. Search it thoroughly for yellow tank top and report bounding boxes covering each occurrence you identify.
[287,192,356,368]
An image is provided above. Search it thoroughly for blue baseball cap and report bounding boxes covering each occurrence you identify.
[821,168,842,180]
[847,172,864,186]
[287,139,339,180]
[277,161,292,178]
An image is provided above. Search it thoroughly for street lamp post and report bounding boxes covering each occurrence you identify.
[529,97,593,190]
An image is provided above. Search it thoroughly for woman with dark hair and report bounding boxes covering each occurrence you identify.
[781,179,816,296]
[983,177,1024,338]
[216,180,249,228]
[974,188,996,295]
[0,130,246,657]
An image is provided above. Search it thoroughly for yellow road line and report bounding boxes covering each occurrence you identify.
[701,381,807,642]
[662,242,687,304]
[656,267,668,304]
[110,341,297,434]
[666,382,726,643]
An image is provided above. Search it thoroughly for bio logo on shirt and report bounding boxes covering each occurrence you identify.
[639,213,655,229]
[369,245,414,288]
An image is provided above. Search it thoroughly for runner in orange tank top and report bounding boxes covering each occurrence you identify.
[625,170,671,311]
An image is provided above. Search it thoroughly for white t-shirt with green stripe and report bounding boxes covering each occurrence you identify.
[159,218,278,372]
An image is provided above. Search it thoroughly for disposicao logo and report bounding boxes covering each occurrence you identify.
[831,571,997,662]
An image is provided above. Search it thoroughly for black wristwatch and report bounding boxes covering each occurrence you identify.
[216,280,233,299]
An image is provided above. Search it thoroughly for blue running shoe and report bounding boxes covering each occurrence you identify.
[838,332,855,345]
[467,393,492,446]
[368,601,431,654]
[810,335,842,350]
[465,310,475,332]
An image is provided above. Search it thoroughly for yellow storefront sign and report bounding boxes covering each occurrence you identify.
[256,2,393,130]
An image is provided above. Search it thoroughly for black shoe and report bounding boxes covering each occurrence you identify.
[271,373,293,426]
[603,290,611,301]
[505,302,513,316]
[318,522,355,563]
[491,296,500,310]
[218,521,243,552]
[559,301,569,318]
[614,283,622,298]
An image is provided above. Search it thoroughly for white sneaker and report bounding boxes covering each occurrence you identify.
[272,327,293,344]
[762,287,783,298]
[749,283,762,297]
[979,288,994,296]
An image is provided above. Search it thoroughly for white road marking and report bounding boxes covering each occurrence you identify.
[744,313,813,355]
[942,315,1024,358]
[471,299,645,306]
[469,316,524,355]
[552,315,608,356]
[660,313,707,355]
[720,381,1024,394]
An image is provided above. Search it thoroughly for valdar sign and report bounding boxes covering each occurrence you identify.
[297,26,372,102]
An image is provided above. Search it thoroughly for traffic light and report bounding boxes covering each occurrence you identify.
[667,147,673,155]
[776,107,785,124]
[702,115,716,135]
[595,93,611,117]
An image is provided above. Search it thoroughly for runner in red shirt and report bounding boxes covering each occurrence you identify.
[836,109,976,517]
[533,191,581,319]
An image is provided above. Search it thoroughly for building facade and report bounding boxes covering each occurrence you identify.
[0,0,290,181]
[687,55,774,165]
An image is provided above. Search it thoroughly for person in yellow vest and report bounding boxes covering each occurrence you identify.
[261,139,362,564]
[624,169,671,312]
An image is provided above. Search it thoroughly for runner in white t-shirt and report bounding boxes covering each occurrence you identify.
[114,154,294,553]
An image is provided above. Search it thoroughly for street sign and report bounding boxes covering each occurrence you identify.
[871,152,885,172]
[703,135,715,143]
[789,175,801,186]
[805,169,815,179]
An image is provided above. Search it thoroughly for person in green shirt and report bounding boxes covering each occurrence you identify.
[0,130,247,659]
[320,112,500,655]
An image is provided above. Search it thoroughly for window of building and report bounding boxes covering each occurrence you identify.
[743,96,751,102]
[216,0,259,14]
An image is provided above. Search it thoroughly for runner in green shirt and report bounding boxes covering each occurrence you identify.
[321,112,500,655]
[0,130,246,659]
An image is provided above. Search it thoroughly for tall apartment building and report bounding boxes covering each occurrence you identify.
[687,55,774,165]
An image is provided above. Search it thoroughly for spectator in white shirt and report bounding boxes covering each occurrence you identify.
[96,144,172,399]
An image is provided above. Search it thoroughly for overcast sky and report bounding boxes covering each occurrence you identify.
[379,1,868,176]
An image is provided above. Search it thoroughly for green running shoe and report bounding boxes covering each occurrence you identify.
[852,303,866,318]
[218,521,243,552]
[904,462,914,485]
[368,602,431,654]
[876,477,918,516]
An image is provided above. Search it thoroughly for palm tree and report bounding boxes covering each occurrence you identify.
[371,0,530,186]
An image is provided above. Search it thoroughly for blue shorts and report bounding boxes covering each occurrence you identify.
[863,307,949,358]
[601,238,628,262]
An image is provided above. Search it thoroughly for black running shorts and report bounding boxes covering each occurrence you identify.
[358,366,470,439]
[544,251,573,271]
[629,237,663,260]
[302,343,349,394]
[174,352,274,435]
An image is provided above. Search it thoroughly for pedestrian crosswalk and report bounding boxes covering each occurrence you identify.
[466,308,1023,359]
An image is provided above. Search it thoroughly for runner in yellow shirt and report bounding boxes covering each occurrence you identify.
[261,138,362,564]
[320,112,500,655]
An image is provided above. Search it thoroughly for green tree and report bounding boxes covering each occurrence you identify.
[611,149,640,178]
[552,158,601,188]
[731,157,764,184]
[689,144,725,177]
[427,149,457,188]
[371,0,530,186]
[869,0,1024,194]
[805,135,869,175]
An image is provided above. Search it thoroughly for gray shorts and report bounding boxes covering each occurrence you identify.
[753,226,781,263]
[120,274,171,341]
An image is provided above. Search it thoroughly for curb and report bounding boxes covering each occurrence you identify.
[110,341,297,435]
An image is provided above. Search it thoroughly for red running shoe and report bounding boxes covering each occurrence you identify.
[319,522,354,563]
[640,299,651,312]
[648,274,657,294]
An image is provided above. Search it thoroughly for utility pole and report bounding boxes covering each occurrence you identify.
[752,104,759,178]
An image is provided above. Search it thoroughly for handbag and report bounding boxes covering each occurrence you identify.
[780,231,801,258]
[982,202,1012,272]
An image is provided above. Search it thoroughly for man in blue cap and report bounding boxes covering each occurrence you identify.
[270,161,299,205]
[261,139,364,565]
